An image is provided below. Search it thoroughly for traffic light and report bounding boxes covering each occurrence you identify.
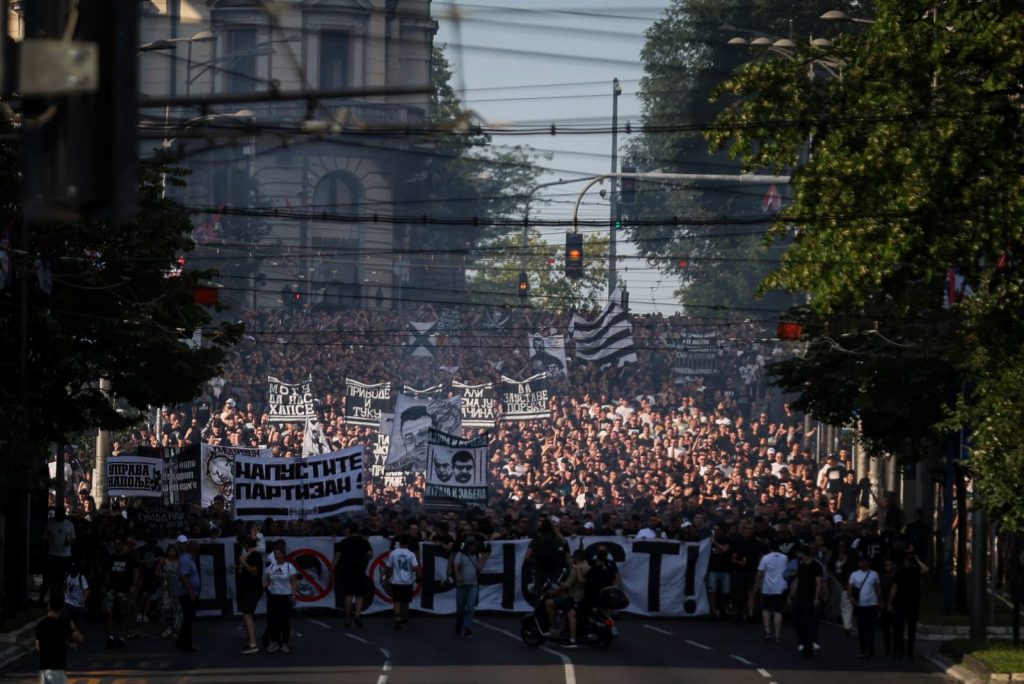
[620,165,637,205]
[565,233,584,279]
[518,271,530,298]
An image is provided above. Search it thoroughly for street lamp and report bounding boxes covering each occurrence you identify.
[820,10,876,24]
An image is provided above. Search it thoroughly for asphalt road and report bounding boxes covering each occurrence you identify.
[1,612,951,684]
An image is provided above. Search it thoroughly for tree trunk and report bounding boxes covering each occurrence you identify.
[955,464,969,614]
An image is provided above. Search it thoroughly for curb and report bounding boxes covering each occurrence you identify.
[928,652,987,684]
[0,621,38,671]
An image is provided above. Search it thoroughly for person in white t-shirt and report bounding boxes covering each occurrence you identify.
[848,556,881,659]
[41,510,75,604]
[61,561,90,645]
[385,536,420,630]
[755,541,789,641]
[262,543,298,653]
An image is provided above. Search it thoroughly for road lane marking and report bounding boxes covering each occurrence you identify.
[379,647,392,660]
[346,633,371,644]
[757,668,772,678]
[685,639,712,651]
[643,624,673,636]
[730,655,753,665]
[309,619,332,629]
[477,620,577,684]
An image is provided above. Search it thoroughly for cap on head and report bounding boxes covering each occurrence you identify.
[176,534,189,543]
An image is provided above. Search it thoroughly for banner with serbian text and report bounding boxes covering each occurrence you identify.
[500,373,550,421]
[200,444,272,510]
[183,536,710,619]
[452,380,496,428]
[268,375,316,423]
[424,429,489,509]
[106,455,163,498]
[344,379,391,428]
[233,446,365,520]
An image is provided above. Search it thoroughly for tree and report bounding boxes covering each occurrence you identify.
[464,229,608,314]
[708,0,1024,527]
[0,151,242,498]
[413,46,549,307]
[628,0,869,312]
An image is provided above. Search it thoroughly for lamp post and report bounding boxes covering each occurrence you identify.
[608,78,623,295]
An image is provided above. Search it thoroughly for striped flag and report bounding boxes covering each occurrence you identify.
[570,289,638,368]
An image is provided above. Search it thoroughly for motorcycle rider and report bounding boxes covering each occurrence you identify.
[582,545,622,616]
[524,519,570,594]
[543,549,589,647]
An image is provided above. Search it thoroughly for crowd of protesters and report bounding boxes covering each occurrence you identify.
[40,305,932,661]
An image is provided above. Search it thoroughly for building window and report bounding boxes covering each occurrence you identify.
[313,171,360,212]
[319,30,350,90]
[224,27,258,94]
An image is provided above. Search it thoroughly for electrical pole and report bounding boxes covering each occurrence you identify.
[608,77,621,295]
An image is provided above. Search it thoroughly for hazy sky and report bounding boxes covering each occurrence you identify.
[435,1,681,313]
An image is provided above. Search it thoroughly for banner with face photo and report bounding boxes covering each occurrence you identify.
[528,333,568,379]
[425,429,488,509]
[500,373,551,421]
[106,455,164,498]
[200,444,272,510]
[233,446,365,520]
[268,375,316,424]
[385,394,464,472]
[344,379,391,427]
[452,381,497,428]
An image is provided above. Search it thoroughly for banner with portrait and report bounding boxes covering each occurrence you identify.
[424,429,489,509]
[385,394,463,473]
[200,444,272,510]
[528,333,567,379]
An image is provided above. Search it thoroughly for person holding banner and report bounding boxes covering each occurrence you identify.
[263,543,299,653]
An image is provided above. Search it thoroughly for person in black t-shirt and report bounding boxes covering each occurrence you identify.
[135,536,163,624]
[706,524,732,619]
[102,537,139,649]
[333,522,374,628]
[236,535,264,654]
[789,545,825,658]
[36,594,83,683]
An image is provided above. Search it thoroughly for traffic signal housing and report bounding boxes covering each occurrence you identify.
[518,271,530,298]
[620,165,637,205]
[565,232,584,279]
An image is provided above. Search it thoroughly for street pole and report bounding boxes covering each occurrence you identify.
[971,506,988,640]
[94,377,112,507]
[608,78,621,296]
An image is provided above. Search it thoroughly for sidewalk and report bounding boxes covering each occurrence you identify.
[0,617,38,671]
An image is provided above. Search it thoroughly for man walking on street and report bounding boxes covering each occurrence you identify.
[848,555,881,658]
[386,536,419,630]
[36,594,84,684]
[755,539,788,641]
[333,523,373,628]
[790,545,825,657]
[175,537,200,653]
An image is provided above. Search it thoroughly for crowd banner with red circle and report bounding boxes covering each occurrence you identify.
[179,535,711,619]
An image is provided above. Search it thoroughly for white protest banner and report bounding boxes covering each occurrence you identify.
[453,380,496,428]
[268,375,316,424]
[528,333,567,379]
[402,384,444,399]
[183,536,710,619]
[106,455,164,498]
[233,446,365,520]
[500,373,550,421]
[424,429,489,509]
[302,418,330,456]
[200,444,271,509]
[344,379,391,427]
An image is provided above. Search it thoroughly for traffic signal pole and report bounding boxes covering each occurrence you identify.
[608,78,621,296]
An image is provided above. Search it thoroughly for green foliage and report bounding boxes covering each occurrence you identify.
[0,143,241,492]
[465,230,608,314]
[708,0,1024,526]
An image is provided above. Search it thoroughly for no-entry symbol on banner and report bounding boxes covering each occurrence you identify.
[287,548,334,602]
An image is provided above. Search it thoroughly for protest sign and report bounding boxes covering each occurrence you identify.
[500,373,550,421]
[453,381,496,428]
[268,375,316,423]
[424,429,489,509]
[200,444,271,509]
[106,456,163,498]
[344,379,391,427]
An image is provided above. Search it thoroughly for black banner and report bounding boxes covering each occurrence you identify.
[453,381,497,427]
[500,373,550,421]
[344,379,392,428]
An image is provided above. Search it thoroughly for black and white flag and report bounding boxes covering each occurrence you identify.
[453,380,497,428]
[302,418,331,456]
[403,384,444,399]
[406,320,438,358]
[500,373,551,421]
[570,288,638,368]
[344,379,391,428]
[673,329,721,381]
[528,333,568,379]
[233,446,365,520]
[425,429,489,509]
[481,307,511,331]
[268,375,316,423]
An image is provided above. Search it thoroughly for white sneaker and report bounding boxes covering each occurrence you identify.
[266,642,280,653]
[813,643,821,650]
[797,644,804,652]
[281,644,291,653]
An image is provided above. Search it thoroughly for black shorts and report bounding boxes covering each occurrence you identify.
[390,583,413,604]
[237,590,262,615]
[762,593,785,613]
[337,574,367,597]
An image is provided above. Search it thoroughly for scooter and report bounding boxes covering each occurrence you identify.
[520,581,626,650]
